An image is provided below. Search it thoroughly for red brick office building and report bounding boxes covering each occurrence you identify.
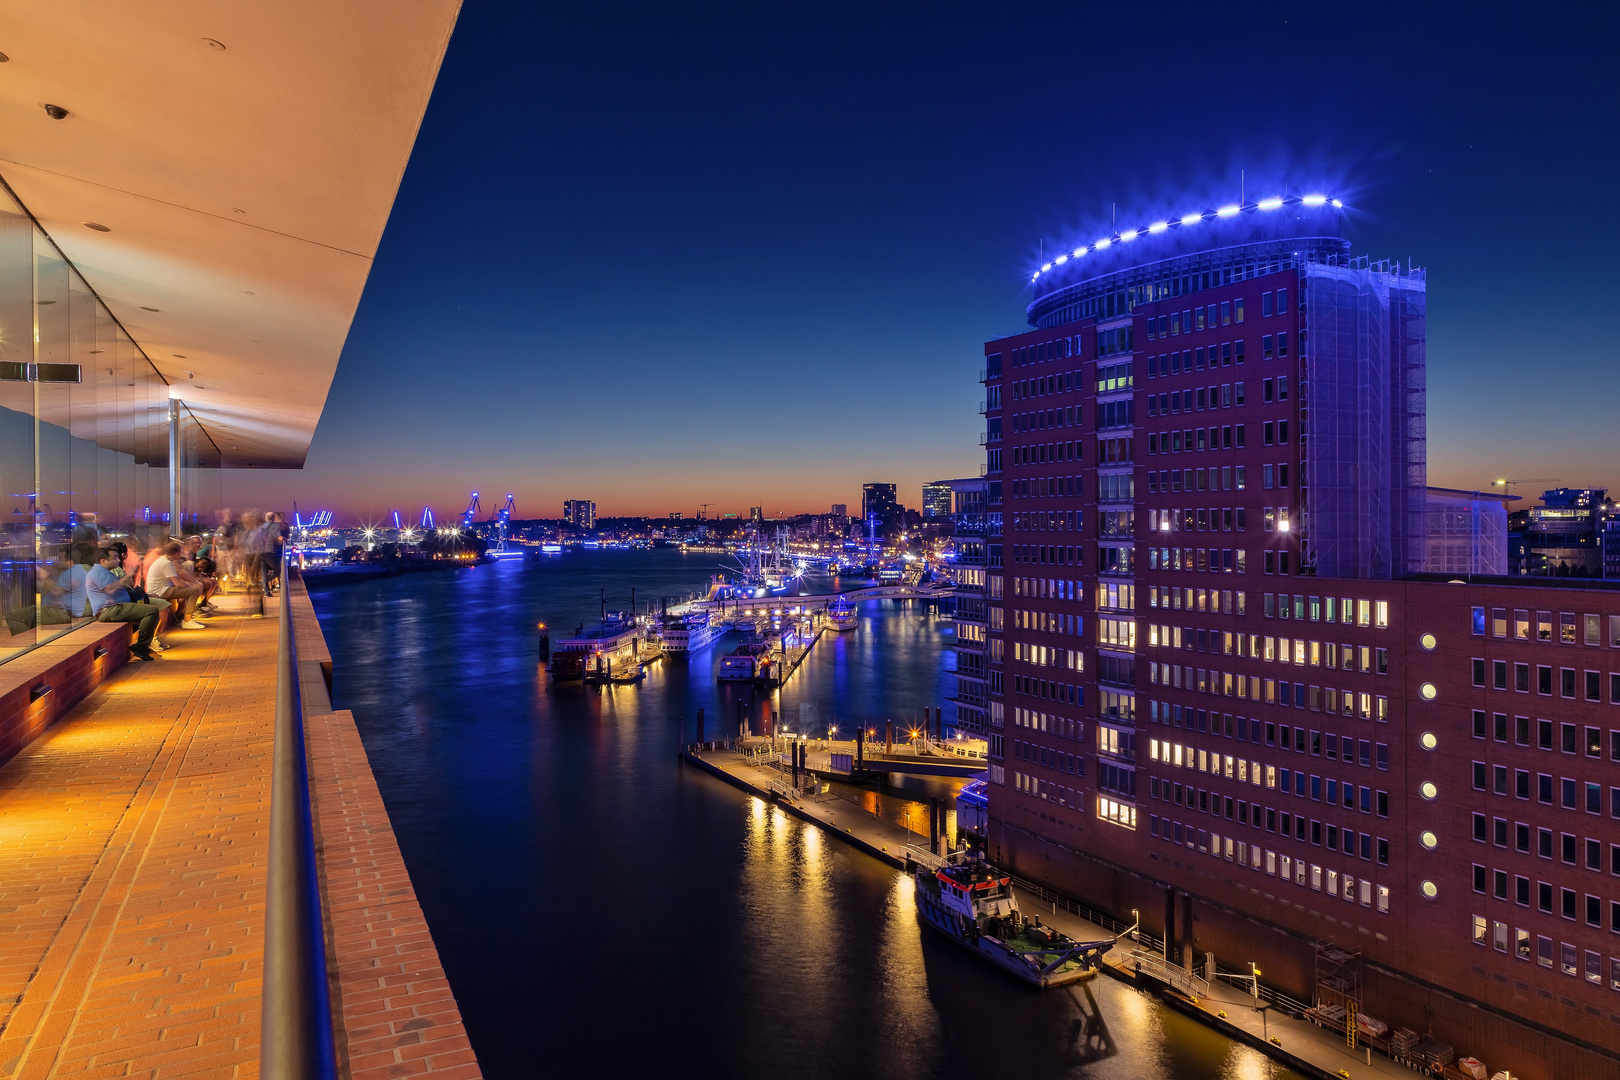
[978,195,1620,1077]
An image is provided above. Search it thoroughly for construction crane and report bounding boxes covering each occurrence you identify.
[1490,478,1559,496]
[460,491,481,533]
[698,502,713,520]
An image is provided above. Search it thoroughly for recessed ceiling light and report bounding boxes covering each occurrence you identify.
[203,38,226,50]
[83,222,110,232]
[140,306,159,312]
[0,52,10,63]
[42,103,68,120]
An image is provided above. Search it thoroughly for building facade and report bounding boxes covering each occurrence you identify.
[979,193,1620,1078]
[923,482,954,519]
[563,499,596,530]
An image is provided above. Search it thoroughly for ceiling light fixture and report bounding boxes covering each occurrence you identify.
[42,103,68,120]
[140,306,159,312]
[83,222,111,232]
[203,38,226,50]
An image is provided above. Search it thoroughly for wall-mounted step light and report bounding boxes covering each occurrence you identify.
[30,683,52,702]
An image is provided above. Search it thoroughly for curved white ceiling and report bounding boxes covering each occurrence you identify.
[0,0,462,467]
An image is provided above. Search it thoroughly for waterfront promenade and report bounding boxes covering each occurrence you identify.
[685,745,1429,1080]
[0,583,478,1079]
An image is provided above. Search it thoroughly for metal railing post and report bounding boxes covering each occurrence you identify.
[260,549,338,1079]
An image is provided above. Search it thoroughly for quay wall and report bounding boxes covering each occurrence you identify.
[992,820,1616,1080]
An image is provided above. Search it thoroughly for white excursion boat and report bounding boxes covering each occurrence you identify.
[659,610,722,655]
[826,596,858,631]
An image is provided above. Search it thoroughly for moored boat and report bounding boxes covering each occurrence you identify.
[659,610,723,655]
[826,596,858,631]
[551,613,641,681]
[913,859,1114,988]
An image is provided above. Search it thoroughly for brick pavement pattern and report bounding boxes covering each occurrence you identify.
[0,585,480,1080]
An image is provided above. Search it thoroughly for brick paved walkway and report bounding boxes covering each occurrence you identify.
[0,586,479,1080]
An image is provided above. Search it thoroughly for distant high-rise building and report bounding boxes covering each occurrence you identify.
[862,483,900,536]
[562,499,596,529]
[669,511,683,520]
[830,503,847,518]
[749,506,764,523]
[922,482,953,519]
[1508,487,1609,577]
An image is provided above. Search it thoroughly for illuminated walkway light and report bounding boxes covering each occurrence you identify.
[1147,221,1168,233]
[1119,229,1138,242]
[1301,193,1327,206]
[1180,211,1202,226]
[1216,204,1240,217]
[1257,196,1284,210]
[1093,237,1112,249]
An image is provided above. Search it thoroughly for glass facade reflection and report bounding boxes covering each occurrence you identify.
[0,180,220,664]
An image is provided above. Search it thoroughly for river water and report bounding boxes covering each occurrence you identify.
[310,549,1298,1080]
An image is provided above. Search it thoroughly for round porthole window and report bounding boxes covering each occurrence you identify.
[1420,732,1438,750]
[1419,682,1437,700]
[1420,880,1438,899]
[1419,632,1437,651]
[1420,781,1438,800]
[1420,830,1438,849]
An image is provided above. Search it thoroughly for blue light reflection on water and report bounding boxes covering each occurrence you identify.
[309,550,1298,1080]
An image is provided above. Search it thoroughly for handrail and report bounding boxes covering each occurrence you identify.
[260,550,338,1079]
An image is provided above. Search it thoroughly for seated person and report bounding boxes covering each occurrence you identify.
[87,547,165,660]
[180,535,220,612]
[146,542,208,630]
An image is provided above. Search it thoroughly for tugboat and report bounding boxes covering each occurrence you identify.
[913,858,1115,988]
[826,595,858,632]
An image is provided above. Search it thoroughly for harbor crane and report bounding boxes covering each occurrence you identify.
[495,494,516,551]
[461,491,482,533]
[1489,477,1559,496]
[419,505,436,531]
[698,502,713,520]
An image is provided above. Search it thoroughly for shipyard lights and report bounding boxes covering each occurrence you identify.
[1030,190,1348,282]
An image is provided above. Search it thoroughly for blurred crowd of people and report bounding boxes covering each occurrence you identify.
[4,508,292,661]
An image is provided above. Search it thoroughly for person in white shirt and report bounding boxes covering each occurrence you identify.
[145,541,209,629]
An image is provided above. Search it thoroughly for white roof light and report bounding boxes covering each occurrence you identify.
[1119,229,1138,242]
[1180,212,1201,226]
[1054,254,1068,264]
[1301,194,1327,207]
[1148,221,1168,233]
[1094,237,1112,249]
[1330,198,1343,208]
[1041,262,1052,271]
[1074,246,1087,257]
[1216,204,1240,217]
[1257,196,1284,210]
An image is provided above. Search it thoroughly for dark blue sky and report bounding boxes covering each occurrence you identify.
[236,1,1620,521]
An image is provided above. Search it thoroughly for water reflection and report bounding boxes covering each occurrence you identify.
[312,550,1300,1080]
